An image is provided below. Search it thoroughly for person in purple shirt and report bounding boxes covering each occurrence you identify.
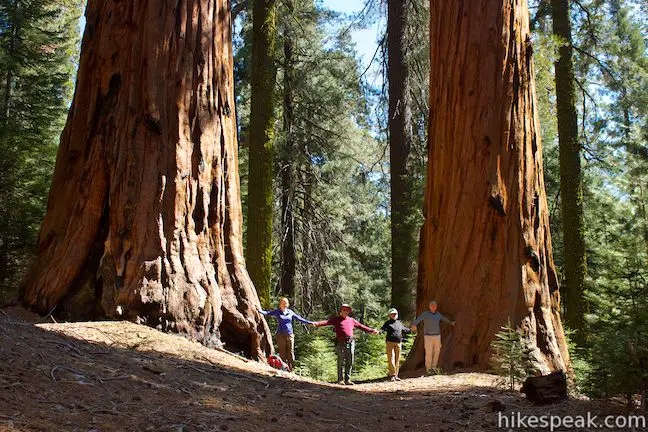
[258,297,313,371]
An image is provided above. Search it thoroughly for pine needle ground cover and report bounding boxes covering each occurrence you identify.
[0,309,632,432]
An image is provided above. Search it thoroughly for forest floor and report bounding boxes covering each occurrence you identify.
[0,307,638,432]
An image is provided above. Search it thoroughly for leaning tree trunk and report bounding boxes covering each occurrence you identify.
[21,0,272,359]
[388,0,418,321]
[402,0,570,374]
[551,0,587,346]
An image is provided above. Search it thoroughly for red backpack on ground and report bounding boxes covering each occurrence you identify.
[268,354,290,371]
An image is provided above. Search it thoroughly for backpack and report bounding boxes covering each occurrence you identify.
[268,354,290,371]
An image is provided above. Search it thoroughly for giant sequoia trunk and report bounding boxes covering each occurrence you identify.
[403,0,569,374]
[21,0,272,359]
[551,0,586,345]
[246,0,278,307]
[388,0,418,321]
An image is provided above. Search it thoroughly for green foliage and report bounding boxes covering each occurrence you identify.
[490,321,534,391]
[0,0,645,403]
[532,27,563,267]
[579,0,648,406]
[245,0,279,308]
[529,0,648,403]
[293,334,338,382]
[562,327,593,395]
[532,0,648,403]
[292,322,409,383]
[350,324,388,381]
[0,0,82,301]
[585,302,648,403]
[235,0,391,321]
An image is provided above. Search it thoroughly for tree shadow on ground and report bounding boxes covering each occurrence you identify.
[0,311,633,432]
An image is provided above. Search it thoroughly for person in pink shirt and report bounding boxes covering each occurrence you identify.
[313,304,379,385]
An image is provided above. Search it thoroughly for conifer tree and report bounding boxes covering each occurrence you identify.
[247,0,278,307]
[551,0,587,344]
[0,0,82,299]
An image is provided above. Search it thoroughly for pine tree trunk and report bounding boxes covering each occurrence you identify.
[402,0,569,374]
[551,0,586,345]
[388,0,418,320]
[300,171,314,312]
[279,0,297,298]
[21,0,272,359]
[0,243,7,293]
[2,22,16,127]
[246,0,278,308]
[2,69,10,126]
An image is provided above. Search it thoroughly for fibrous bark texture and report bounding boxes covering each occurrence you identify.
[551,0,587,345]
[246,0,278,307]
[388,0,418,320]
[403,0,570,373]
[21,0,272,359]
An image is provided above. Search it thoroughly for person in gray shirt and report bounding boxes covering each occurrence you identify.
[410,300,455,373]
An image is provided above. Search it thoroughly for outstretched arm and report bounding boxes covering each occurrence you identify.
[353,319,379,334]
[312,318,332,327]
[258,308,278,317]
[411,313,424,327]
[411,313,425,332]
[380,321,389,333]
[440,314,456,326]
[292,312,314,326]
[400,322,413,334]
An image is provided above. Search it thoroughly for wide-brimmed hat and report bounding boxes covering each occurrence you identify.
[388,308,398,316]
[339,303,352,312]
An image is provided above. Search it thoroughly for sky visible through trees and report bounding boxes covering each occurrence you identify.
[1,0,646,411]
[77,0,384,71]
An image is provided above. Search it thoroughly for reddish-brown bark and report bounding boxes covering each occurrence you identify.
[21,0,272,358]
[403,0,569,374]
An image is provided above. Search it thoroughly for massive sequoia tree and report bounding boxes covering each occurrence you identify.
[551,0,587,345]
[21,0,272,358]
[403,0,570,374]
[388,0,418,320]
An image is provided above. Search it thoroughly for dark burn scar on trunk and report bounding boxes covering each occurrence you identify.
[488,194,506,216]
[525,245,541,273]
[145,114,162,135]
[108,73,122,98]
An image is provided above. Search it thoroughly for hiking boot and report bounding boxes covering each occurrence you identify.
[345,380,355,385]
[337,380,345,385]
[394,376,402,381]
[389,376,397,382]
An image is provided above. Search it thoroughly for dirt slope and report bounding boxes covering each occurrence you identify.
[0,308,631,432]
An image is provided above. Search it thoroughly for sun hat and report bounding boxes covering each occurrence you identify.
[340,303,352,311]
[388,308,398,316]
